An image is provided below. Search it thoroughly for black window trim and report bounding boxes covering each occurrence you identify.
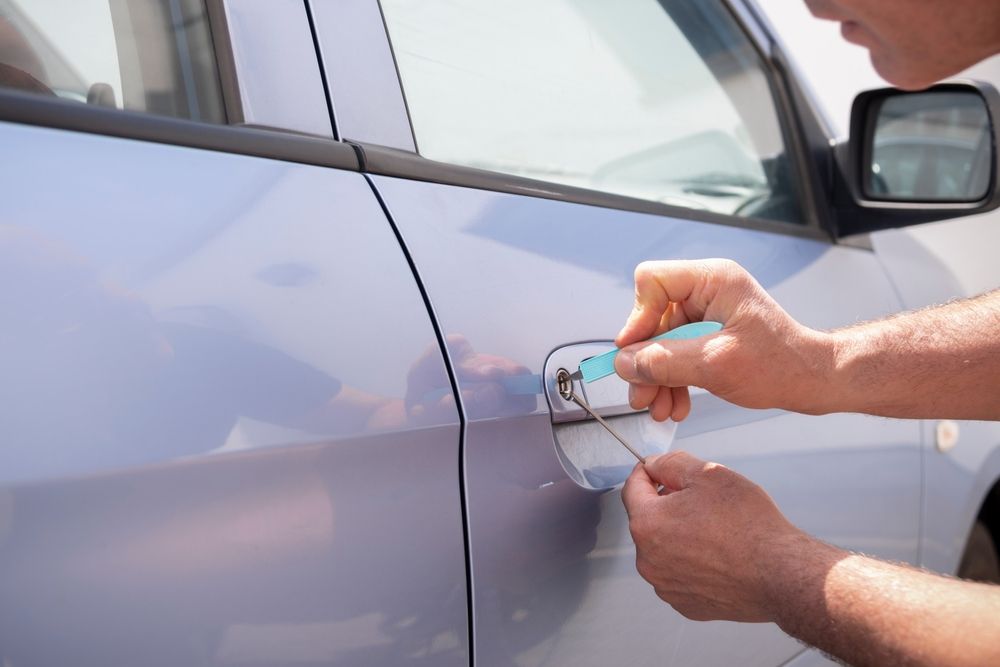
[0,87,359,170]
[720,0,831,236]
[351,141,829,241]
[204,0,243,125]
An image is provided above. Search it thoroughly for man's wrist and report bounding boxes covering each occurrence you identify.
[787,327,845,415]
[758,529,846,630]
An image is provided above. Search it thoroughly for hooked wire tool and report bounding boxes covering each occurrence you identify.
[556,321,724,462]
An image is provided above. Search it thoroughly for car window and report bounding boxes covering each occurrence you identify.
[0,0,224,123]
[380,0,804,224]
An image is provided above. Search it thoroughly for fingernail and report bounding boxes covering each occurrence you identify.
[616,350,636,379]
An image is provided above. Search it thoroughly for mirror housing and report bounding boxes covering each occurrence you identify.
[834,81,1000,237]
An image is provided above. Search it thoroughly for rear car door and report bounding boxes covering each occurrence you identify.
[0,2,467,665]
[312,1,923,665]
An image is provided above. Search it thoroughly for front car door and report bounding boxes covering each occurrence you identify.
[313,1,922,665]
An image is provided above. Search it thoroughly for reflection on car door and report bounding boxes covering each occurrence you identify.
[0,121,468,665]
[371,176,920,666]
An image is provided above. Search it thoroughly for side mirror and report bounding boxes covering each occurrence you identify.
[835,82,1000,237]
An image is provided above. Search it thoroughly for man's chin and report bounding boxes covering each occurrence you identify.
[870,52,940,91]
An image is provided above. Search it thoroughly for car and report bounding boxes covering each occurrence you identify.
[0,1,998,665]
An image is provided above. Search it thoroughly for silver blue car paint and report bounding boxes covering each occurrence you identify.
[369,174,921,667]
[0,0,995,664]
[0,121,467,665]
[219,0,333,137]
[307,0,416,150]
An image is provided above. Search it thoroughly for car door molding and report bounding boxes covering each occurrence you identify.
[305,0,417,151]
[0,88,359,170]
[352,141,831,241]
[205,0,334,138]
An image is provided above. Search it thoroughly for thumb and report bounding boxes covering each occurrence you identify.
[614,336,713,387]
[643,450,706,492]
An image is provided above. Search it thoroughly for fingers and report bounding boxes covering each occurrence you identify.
[671,386,691,421]
[643,450,707,492]
[629,382,658,411]
[649,386,691,422]
[649,386,675,422]
[632,385,690,422]
[615,260,730,348]
[445,334,473,361]
[621,462,661,516]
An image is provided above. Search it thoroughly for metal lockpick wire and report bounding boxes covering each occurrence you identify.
[555,369,645,463]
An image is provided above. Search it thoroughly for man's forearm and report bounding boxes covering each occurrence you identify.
[820,290,1000,419]
[768,535,1000,667]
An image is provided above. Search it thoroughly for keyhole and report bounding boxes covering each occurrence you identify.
[555,368,574,401]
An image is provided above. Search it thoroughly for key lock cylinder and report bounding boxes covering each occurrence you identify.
[549,322,723,467]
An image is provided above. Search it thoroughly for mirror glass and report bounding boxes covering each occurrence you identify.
[867,91,992,201]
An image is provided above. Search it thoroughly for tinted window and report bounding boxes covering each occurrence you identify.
[381,0,803,224]
[0,0,224,123]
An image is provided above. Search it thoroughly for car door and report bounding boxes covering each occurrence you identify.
[312,1,922,665]
[0,2,467,665]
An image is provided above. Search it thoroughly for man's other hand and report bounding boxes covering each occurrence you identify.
[622,450,814,623]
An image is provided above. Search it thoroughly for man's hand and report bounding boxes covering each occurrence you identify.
[613,259,1000,421]
[613,259,835,421]
[623,450,1000,667]
[622,450,810,622]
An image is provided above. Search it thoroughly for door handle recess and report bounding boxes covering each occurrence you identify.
[544,342,635,423]
[544,342,677,489]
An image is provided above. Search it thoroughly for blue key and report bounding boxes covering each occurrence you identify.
[578,321,723,383]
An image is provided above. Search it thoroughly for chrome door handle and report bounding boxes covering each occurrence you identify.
[544,342,634,423]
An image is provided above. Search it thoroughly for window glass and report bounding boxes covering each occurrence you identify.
[0,0,225,123]
[381,0,803,223]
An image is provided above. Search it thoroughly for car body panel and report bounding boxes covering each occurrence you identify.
[307,0,416,150]
[219,0,333,137]
[0,121,467,665]
[370,174,920,666]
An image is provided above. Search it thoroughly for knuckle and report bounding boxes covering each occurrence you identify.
[635,557,653,582]
[655,589,680,608]
[634,261,658,281]
[660,450,691,468]
[715,257,744,278]
[698,460,732,483]
[676,603,712,622]
[628,515,649,542]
